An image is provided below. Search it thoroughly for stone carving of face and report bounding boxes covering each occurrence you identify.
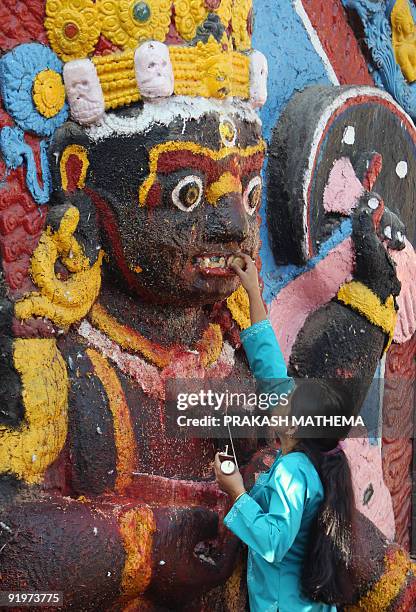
[250,50,268,109]
[63,59,105,125]
[56,102,264,306]
[134,41,174,98]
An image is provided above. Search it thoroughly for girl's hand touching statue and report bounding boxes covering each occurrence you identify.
[230,253,267,324]
[230,253,260,297]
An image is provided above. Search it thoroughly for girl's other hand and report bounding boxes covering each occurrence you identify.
[230,253,260,296]
[214,452,246,501]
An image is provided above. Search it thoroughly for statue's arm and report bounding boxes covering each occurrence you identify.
[0,493,155,610]
[396,47,416,83]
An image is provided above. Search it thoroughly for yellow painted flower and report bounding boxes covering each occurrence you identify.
[174,0,233,41]
[232,0,252,51]
[33,69,66,118]
[45,0,101,61]
[98,0,171,48]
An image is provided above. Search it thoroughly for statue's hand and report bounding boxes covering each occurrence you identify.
[150,505,239,600]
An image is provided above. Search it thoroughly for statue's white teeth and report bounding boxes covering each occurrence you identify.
[193,256,229,269]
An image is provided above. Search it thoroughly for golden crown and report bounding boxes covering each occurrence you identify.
[44,0,255,109]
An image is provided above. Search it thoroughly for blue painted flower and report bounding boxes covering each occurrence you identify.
[0,43,68,137]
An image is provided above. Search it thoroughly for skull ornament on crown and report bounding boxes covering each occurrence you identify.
[0,1,269,610]
[63,59,105,124]
[134,41,174,98]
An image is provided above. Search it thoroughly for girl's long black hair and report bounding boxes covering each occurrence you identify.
[288,379,357,605]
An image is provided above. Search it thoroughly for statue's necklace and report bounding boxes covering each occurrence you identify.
[78,303,236,399]
[87,303,224,367]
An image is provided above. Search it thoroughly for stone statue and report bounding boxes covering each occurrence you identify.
[0,1,415,610]
[391,0,416,83]
[0,2,266,609]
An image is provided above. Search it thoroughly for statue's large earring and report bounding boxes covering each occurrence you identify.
[15,145,103,329]
[15,205,103,329]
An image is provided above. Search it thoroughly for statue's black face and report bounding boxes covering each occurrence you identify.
[81,108,265,305]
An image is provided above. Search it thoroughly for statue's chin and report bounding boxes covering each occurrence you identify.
[175,267,242,305]
[124,274,240,307]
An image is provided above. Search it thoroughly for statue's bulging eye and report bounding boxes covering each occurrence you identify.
[244,176,262,215]
[172,176,203,212]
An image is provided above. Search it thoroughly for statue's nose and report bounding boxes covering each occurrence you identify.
[206,193,249,243]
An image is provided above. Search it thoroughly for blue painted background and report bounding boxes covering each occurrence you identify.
[252,0,331,304]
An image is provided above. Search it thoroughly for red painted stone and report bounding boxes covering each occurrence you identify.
[0,103,46,298]
[94,34,122,56]
[0,166,46,298]
[0,0,47,50]
[382,333,416,550]
[65,154,84,192]
[64,22,79,40]
[301,0,374,85]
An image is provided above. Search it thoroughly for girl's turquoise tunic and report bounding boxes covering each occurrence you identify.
[223,319,336,612]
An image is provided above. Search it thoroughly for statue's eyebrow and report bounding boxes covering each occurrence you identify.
[156,149,226,182]
[155,148,264,177]
[139,141,266,206]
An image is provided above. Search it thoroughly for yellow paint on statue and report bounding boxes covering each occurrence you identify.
[92,36,250,110]
[92,49,140,109]
[391,0,416,83]
[219,119,237,146]
[45,0,101,61]
[199,49,231,98]
[171,37,250,99]
[0,339,68,483]
[227,285,251,330]
[87,349,137,492]
[33,69,66,118]
[98,0,171,49]
[90,303,174,368]
[231,0,253,51]
[119,507,156,597]
[197,324,223,367]
[90,303,224,369]
[337,281,397,350]
[346,549,413,611]
[224,552,246,611]
[15,207,103,328]
[44,0,254,105]
[92,36,250,109]
[45,0,253,60]
[206,172,242,205]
